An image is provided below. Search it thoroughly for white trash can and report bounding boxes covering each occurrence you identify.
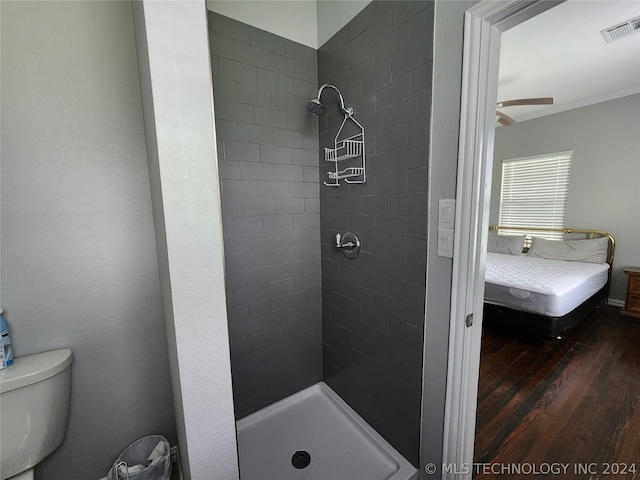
[108,435,172,480]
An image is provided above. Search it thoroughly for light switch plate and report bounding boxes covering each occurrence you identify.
[438,228,454,258]
[438,199,455,229]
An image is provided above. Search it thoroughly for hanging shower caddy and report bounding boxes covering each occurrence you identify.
[324,112,365,187]
[306,84,366,187]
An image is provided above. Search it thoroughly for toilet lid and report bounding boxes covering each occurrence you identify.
[0,348,72,393]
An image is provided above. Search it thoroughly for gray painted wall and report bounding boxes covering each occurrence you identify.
[492,94,640,301]
[208,12,323,419]
[318,1,433,466]
[0,1,176,479]
[420,1,479,476]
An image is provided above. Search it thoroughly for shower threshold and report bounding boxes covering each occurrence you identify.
[236,382,418,480]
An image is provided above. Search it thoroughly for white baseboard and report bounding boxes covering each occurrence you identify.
[608,298,624,308]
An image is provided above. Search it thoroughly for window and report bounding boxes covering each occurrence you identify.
[498,151,572,240]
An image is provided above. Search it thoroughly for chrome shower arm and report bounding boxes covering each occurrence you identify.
[316,84,353,116]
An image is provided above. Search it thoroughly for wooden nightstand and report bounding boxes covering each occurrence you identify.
[621,267,640,319]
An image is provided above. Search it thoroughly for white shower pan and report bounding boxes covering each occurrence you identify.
[236,382,419,480]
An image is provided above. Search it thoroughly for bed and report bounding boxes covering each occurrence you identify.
[483,226,616,338]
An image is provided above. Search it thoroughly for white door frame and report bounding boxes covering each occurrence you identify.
[442,1,564,478]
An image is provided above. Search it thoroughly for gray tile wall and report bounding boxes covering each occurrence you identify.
[208,12,322,419]
[318,1,434,466]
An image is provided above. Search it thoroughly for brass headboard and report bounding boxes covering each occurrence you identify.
[489,225,616,300]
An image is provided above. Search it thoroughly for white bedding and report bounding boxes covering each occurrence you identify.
[484,252,609,317]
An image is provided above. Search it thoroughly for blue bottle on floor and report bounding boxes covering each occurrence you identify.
[0,307,14,369]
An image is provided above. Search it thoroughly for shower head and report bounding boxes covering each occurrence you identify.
[307,84,352,117]
[307,98,326,116]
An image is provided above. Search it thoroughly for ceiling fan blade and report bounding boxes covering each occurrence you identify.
[496,110,516,126]
[497,97,554,108]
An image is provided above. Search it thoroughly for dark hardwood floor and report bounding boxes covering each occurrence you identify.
[475,306,640,479]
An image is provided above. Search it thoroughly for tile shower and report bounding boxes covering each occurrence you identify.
[209,0,433,468]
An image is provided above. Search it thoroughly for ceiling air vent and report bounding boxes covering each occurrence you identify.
[601,16,640,42]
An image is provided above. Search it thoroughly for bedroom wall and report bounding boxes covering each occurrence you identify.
[491,94,640,302]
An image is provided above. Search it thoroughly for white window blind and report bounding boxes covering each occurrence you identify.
[498,151,572,240]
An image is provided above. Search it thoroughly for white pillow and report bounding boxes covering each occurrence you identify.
[527,236,609,264]
[487,234,526,255]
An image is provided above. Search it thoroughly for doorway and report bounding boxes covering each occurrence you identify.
[442,1,564,477]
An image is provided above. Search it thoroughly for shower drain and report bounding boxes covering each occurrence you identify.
[291,450,311,469]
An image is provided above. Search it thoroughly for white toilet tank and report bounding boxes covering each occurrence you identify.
[0,349,73,480]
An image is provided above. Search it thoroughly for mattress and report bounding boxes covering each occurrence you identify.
[484,252,609,317]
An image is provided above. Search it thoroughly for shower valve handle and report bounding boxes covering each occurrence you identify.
[335,232,360,259]
[336,233,359,248]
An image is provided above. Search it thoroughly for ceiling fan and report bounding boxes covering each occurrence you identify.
[496,97,554,126]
